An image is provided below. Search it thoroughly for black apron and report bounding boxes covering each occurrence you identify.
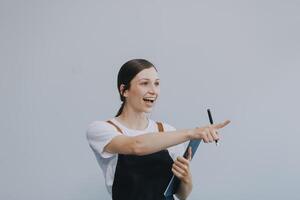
[107,120,175,200]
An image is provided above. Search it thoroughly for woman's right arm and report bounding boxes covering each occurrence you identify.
[104,120,230,156]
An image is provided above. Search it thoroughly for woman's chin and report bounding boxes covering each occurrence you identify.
[143,107,153,113]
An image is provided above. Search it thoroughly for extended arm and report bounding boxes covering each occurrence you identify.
[104,129,192,156]
[104,120,230,156]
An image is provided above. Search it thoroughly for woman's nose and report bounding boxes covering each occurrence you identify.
[149,84,158,94]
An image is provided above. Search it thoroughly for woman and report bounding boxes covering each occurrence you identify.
[86,59,230,200]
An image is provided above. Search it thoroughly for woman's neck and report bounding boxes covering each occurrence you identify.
[116,106,149,130]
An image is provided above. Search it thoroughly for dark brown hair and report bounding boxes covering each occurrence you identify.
[115,59,157,117]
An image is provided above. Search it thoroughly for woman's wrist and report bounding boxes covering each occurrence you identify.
[185,128,195,140]
[177,177,193,200]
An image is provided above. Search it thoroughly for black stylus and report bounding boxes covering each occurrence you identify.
[207,109,218,146]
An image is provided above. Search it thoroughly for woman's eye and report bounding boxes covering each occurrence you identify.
[140,82,159,86]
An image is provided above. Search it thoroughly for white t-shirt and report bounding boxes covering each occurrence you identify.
[86,117,188,195]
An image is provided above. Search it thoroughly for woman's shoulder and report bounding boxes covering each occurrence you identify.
[86,119,116,134]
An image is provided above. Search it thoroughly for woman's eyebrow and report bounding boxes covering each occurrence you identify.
[138,78,160,81]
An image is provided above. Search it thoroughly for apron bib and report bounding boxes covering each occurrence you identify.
[107,120,175,200]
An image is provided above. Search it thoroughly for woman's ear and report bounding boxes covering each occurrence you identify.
[120,84,129,98]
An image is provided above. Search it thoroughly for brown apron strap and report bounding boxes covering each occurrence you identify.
[156,122,164,132]
[107,120,163,133]
[107,120,124,134]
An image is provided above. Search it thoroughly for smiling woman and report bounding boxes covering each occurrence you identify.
[86,59,230,200]
[115,60,160,117]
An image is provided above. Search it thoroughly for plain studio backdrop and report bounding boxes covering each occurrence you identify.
[0,0,299,200]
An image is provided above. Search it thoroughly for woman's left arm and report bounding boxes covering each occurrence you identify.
[173,147,193,200]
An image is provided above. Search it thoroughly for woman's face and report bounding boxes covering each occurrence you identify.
[123,67,160,113]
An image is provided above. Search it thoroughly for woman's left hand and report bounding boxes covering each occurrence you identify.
[172,147,193,184]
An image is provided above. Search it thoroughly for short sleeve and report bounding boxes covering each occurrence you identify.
[86,121,121,158]
[162,122,189,161]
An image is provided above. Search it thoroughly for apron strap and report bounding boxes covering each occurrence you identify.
[107,120,164,133]
[106,120,124,134]
[156,122,164,132]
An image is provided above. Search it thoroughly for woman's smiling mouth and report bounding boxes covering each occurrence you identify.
[143,97,156,104]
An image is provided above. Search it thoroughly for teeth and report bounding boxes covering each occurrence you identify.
[143,98,155,103]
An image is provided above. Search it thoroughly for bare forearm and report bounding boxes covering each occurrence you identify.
[106,120,230,156]
[175,180,193,200]
[132,129,192,155]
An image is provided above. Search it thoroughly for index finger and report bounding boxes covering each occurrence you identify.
[177,156,190,165]
[213,120,231,129]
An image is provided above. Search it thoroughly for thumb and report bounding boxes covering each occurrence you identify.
[188,146,192,161]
